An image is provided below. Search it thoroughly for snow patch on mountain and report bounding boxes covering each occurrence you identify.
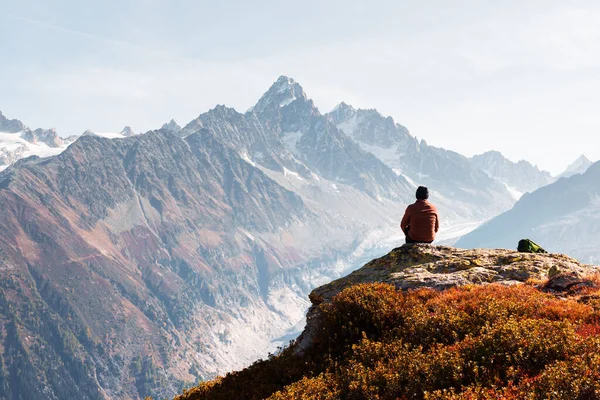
[240,152,257,167]
[355,141,402,169]
[503,183,524,200]
[0,131,70,168]
[279,95,296,108]
[335,114,359,138]
[283,167,304,181]
[83,130,127,139]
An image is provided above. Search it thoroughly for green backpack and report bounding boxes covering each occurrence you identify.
[517,239,548,254]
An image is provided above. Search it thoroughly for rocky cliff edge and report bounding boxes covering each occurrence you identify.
[297,244,600,353]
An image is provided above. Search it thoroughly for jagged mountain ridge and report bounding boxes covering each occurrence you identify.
[457,160,600,263]
[328,102,412,151]
[182,77,413,202]
[0,111,26,133]
[326,101,517,222]
[471,150,554,195]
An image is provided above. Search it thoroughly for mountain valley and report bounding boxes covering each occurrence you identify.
[0,76,568,399]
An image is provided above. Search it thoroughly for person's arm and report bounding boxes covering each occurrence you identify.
[435,212,440,233]
[400,207,411,233]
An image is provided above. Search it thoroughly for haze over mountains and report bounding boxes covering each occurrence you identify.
[458,159,600,263]
[559,154,594,179]
[0,76,585,399]
[470,151,554,195]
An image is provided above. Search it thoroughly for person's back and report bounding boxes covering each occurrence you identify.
[401,186,439,244]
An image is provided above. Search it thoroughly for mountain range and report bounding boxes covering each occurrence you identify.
[470,150,554,195]
[457,159,600,263]
[0,76,578,399]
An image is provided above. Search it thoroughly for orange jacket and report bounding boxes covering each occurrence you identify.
[400,200,439,243]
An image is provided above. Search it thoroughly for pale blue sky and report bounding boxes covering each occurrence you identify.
[1,0,600,174]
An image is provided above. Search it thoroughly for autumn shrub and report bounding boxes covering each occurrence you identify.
[267,374,340,400]
[176,283,600,400]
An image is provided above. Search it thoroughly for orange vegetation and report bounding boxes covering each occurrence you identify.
[176,279,600,400]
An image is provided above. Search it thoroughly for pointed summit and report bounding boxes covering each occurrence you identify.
[331,102,355,113]
[161,119,182,135]
[252,76,308,114]
[120,126,135,137]
[560,154,593,178]
[328,102,357,125]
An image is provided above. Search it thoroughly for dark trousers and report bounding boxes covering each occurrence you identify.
[404,228,433,245]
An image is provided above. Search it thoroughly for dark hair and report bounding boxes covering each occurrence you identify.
[416,186,429,200]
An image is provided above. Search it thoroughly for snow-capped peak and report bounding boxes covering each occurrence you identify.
[252,76,308,113]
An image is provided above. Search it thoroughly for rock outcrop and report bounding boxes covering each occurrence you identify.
[297,244,600,353]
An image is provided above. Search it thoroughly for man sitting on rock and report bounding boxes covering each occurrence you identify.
[401,186,439,244]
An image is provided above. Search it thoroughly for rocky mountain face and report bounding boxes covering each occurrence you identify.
[471,150,554,195]
[328,102,412,152]
[162,119,182,135]
[0,111,26,133]
[457,161,600,263]
[183,77,413,202]
[0,129,370,399]
[559,154,593,178]
[327,103,516,224]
